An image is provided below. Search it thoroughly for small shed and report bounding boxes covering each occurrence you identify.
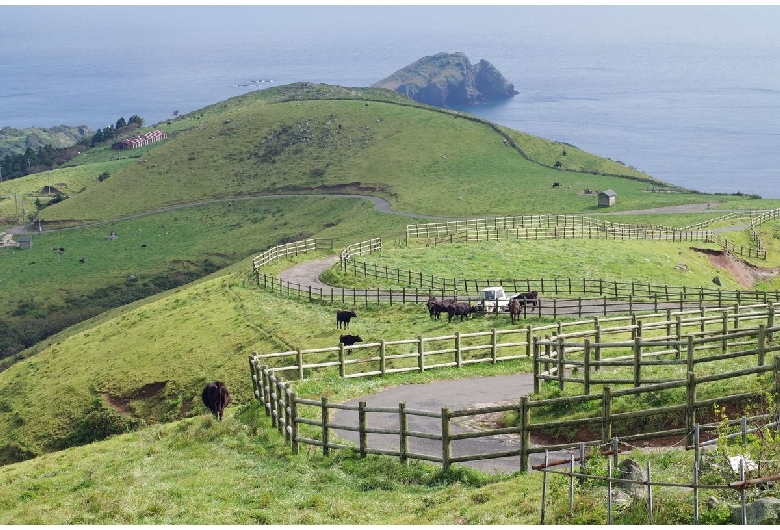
[598,189,617,207]
[18,236,33,249]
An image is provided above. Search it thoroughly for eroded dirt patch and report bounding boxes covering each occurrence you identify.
[104,381,168,415]
[693,247,780,289]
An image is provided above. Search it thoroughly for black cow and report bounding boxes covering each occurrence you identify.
[340,334,363,347]
[336,310,357,329]
[426,297,452,320]
[202,381,231,421]
[447,302,477,322]
[514,291,539,308]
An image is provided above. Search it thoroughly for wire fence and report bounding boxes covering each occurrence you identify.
[537,417,780,525]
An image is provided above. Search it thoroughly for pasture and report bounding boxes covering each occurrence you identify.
[321,238,754,291]
[0,196,409,365]
[2,82,780,524]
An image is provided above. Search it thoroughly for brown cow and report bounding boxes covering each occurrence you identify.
[508,298,522,324]
[202,381,231,421]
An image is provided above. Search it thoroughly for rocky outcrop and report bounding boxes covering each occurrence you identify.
[373,52,517,108]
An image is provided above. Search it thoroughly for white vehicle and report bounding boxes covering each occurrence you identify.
[478,286,518,313]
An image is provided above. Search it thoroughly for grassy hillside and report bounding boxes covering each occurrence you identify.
[27,83,745,226]
[0,82,778,523]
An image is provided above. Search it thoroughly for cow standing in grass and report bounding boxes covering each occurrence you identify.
[508,298,522,323]
[340,334,363,347]
[337,310,357,329]
[427,297,453,320]
[202,381,231,421]
[447,302,477,322]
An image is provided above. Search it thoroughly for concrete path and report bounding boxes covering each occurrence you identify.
[331,374,575,474]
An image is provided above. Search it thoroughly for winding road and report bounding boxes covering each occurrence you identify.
[5,194,748,473]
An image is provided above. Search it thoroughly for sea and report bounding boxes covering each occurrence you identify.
[2,5,779,197]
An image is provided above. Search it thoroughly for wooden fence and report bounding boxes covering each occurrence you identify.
[250,303,780,382]
[249,305,780,472]
[533,304,780,394]
[403,209,780,259]
[340,254,780,306]
[252,237,333,282]
[249,353,780,473]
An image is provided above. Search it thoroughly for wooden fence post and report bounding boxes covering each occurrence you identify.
[687,335,695,374]
[533,339,541,395]
[675,316,683,359]
[455,331,462,368]
[297,348,304,380]
[595,323,602,370]
[282,382,291,440]
[526,325,533,357]
[418,335,425,373]
[768,305,775,342]
[399,402,408,464]
[287,388,298,455]
[584,339,591,395]
[339,344,346,378]
[758,325,766,366]
[442,408,451,473]
[686,371,697,448]
[633,337,642,387]
[557,338,565,391]
[520,396,530,472]
[321,396,330,456]
[491,328,498,364]
[359,401,368,458]
[276,379,285,435]
[380,339,386,375]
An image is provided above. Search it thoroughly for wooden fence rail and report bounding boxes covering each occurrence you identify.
[248,355,780,473]
[340,254,780,306]
[403,209,780,259]
[251,304,780,382]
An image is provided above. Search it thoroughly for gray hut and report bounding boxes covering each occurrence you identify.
[598,189,617,208]
[18,236,33,249]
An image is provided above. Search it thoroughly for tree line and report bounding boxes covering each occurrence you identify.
[0,115,144,182]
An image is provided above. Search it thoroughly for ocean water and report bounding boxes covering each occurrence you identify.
[1,5,778,197]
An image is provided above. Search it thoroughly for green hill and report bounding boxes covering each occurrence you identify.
[35,83,708,226]
[0,82,774,523]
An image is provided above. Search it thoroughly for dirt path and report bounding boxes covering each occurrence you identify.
[3,195,748,235]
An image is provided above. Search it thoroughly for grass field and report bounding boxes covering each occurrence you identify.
[1,82,778,524]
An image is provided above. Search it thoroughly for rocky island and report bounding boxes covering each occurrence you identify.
[373,52,518,108]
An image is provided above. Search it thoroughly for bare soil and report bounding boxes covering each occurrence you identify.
[695,248,780,289]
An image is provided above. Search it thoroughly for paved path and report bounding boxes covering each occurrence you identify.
[331,374,575,474]
[4,194,749,235]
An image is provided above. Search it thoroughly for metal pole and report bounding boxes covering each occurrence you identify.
[740,459,747,525]
[693,460,699,524]
[607,459,613,525]
[647,462,653,524]
[569,454,575,514]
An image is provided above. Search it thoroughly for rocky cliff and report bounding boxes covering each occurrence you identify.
[373,52,518,108]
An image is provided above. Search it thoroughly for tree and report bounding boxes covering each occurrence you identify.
[172,110,180,118]
[128,115,144,127]
[115,117,127,129]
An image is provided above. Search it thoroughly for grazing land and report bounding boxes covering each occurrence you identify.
[0,83,778,524]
